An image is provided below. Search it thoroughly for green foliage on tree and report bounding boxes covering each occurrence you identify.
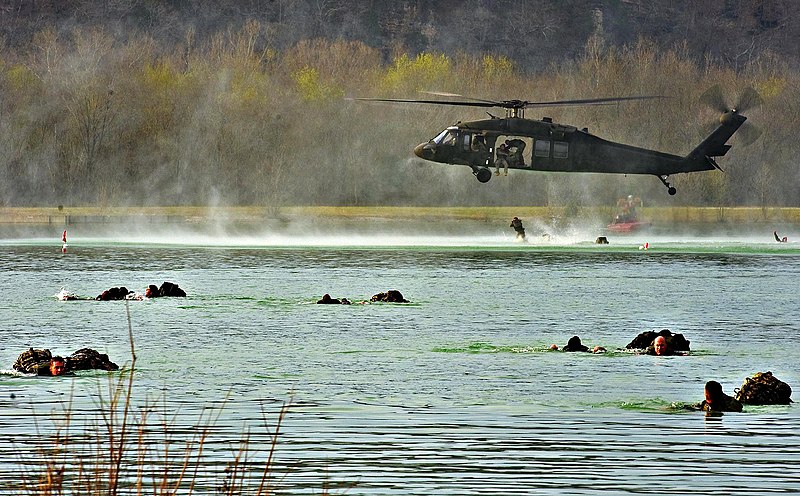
[292,66,344,102]
[482,55,514,81]
[381,53,451,94]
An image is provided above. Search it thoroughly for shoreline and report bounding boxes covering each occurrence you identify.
[2,206,800,226]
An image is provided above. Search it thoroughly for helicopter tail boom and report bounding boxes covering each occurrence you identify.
[686,112,747,164]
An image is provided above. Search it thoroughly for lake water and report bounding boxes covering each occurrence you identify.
[1,221,799,495]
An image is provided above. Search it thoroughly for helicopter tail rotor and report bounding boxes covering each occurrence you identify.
[699,85,762,146]
[699,85,728,114]
[735,120,762,146]
[735,86,763,114]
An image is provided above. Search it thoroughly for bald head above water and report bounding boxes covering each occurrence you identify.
[653,336,668,355]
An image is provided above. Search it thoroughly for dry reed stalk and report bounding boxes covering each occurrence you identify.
[15,302,302,495]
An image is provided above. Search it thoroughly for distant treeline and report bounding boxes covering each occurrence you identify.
[0,7,798,207]
[3,1,799,73]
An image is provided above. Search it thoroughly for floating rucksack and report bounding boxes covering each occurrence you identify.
[67,348,119,371]
[734,371,792,405]
[13,348,52,374]
[625,329,690,351]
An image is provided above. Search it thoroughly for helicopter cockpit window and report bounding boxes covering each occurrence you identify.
[534,140,550,158]
[433,128,458,146]
[554,141,569,159]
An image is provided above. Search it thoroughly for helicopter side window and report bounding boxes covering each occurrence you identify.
[534,140,550,158]
[461,133,472,151]
[554,141,569,159]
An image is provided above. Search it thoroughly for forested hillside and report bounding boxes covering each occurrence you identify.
[1,0,798,207]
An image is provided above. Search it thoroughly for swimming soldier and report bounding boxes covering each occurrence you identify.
[13,348,119,376]
[510,217,526,240]
[694,380,743,413]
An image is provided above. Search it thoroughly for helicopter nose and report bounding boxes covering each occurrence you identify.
[414,142,435,160]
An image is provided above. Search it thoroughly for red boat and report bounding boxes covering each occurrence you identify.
[607,219,649,233]
[607,195,649,233]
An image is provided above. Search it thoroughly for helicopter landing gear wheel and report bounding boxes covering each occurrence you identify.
[475,167,492,183]
[658,175,677,195]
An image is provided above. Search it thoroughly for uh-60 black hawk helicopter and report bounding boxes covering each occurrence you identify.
[357,85,760,195]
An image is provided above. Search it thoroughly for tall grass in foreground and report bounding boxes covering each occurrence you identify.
[16,303,315,496]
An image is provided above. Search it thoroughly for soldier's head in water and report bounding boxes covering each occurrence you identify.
[49,357,66,376]
[704,381,723,406]
[653,336,668,355]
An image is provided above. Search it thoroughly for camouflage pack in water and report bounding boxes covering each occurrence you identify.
[13,347,118,374]
[13,348,52,374]
[625,329,691,352]
[370,290,409,303]
[734,371,792,405]
[67,348,119,371]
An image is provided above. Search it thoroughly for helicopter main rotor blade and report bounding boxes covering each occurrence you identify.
[522,95,666,108]
[420,91,464,97]
[354,95,665,110]
[699,85,729,113]
[353,97,500,108]
[420,91,499,105]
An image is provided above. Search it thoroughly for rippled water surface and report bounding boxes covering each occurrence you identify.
[1,227,799,494]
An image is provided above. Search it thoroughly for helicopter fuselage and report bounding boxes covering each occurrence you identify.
[413,113,745,194]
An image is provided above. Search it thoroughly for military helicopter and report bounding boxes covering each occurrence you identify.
[357,86,759,195]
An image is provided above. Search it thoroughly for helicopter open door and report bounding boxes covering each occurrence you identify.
[496,136,533,169]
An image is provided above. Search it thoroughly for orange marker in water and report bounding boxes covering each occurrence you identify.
[61,230,68,253]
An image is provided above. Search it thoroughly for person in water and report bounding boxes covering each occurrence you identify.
[510,217,526,240]
[562,336,589,352]
[96,286,132,300]
[13,348,119,376]
[370,290,409,303]
[695,380,743,413]
[774,231,788,243]
[146,282,187,298]
[43,356,67,376]
[627,329,690,354]
[646,336,672,356]
[59,282,186,301]
[645,335,689,356]
[317,293,351,304]
[558,336,605,353]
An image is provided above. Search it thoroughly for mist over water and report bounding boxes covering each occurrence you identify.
[1,216,796,250]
